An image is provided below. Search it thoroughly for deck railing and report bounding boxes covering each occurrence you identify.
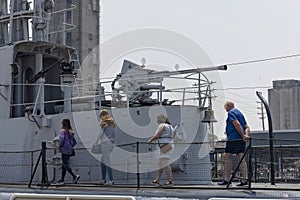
[0,138,300,189]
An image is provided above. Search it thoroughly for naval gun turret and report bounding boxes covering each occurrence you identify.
[110,59,227,107]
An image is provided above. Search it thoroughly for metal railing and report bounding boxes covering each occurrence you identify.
[1,138,300,189]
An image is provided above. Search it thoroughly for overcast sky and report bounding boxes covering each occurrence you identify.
[101,0,300,137]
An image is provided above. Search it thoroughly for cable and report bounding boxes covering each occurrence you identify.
[215,86,272,91]
[98,53,300,81]
[227,53,300,67]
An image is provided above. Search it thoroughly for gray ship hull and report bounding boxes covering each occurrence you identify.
[0,106,212,185]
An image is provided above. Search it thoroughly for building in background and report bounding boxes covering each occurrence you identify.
[268,79,300,130]
[49,0,100,88]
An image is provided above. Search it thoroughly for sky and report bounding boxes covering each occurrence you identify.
[100,0,300,138]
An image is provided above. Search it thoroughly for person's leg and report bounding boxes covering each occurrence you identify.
[162,158,173,182]
[237,152,248,180]
[63,154,76,178]
[155,158,164,182]
[101,142,114,181]
[224,153,233,181]
[100,162,107,181]
[106,143,114,181]
[60,154,68,181]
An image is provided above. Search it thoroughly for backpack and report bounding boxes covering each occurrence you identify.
[68,133,77,147]
[67,132,77,156]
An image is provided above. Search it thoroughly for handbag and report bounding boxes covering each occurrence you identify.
[160,143,173,154]
[91,138,102,154]
[70,149,75,157]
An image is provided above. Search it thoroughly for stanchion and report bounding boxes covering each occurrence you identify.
[41,141,48,187]
[256,91,275,185]
[136,142,140,190]
[248,138,252,189]
[28,150,42,188]
[28,141,49,188]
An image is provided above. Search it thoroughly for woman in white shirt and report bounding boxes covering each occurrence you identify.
[148,114,174,186]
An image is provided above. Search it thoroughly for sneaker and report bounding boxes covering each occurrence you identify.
[217,180,230,186]
[56,180,65,186]
[99,180,106,185]
[104,181,114,186]
[73,175,80,184]
[236,180,248,186]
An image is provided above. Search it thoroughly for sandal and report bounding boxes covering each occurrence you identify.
[164,180,174,186]
[152,179,160,185]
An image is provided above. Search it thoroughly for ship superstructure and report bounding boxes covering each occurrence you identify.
[0,0,227,185]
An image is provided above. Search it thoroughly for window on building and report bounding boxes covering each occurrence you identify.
[67,11,72,19]
[67,0,72,6]
[66,32,72,43]
[24,68,34,104]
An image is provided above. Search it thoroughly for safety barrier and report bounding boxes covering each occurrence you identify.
[0,138,300,189]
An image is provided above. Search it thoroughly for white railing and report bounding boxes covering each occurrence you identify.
[9,193,135,200]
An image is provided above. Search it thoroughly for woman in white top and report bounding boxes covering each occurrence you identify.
[148,114,174,186]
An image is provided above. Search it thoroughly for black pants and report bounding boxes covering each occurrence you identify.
[61,154,76,181]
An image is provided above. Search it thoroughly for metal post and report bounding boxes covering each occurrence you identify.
[136,142,140,189]
[28,150,43,188]
[248,139,252,189]
[280,147,283,181]
[126,83,129,108]
[41,141,48,186]
[98,82,102,111]
[256,91,275,185]
[8,0,14,43]
[40,78,45,116]
[182,88,186,106]
[254,150,257,183]
[62,11,66,45]
[159,81,163,105]
[198,73,201,109]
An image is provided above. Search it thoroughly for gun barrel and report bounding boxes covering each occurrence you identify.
[150,65,227,77]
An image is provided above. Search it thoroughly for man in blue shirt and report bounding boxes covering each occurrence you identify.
[218,101,250,186]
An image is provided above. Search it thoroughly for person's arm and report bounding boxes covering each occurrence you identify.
[244,124,250,137]
[148,124,165,143]
[232,120,249,141]
[59,129,66,147]
[98,127,104,140]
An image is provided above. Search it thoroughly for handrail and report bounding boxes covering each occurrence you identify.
[8,84,207,107]
[0,138,298,187]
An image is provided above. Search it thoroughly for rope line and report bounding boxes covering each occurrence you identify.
[227,53,300,67]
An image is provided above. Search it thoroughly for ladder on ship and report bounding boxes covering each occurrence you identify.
[67,48,86,97]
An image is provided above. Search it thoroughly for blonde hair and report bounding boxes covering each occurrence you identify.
[157,114,171,125]
[100,109,115,128]
[224,101,235,108]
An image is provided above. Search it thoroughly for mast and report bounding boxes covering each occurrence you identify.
[0,0,54,46]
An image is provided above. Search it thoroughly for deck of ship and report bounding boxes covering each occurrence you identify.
[0,183,300,199]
